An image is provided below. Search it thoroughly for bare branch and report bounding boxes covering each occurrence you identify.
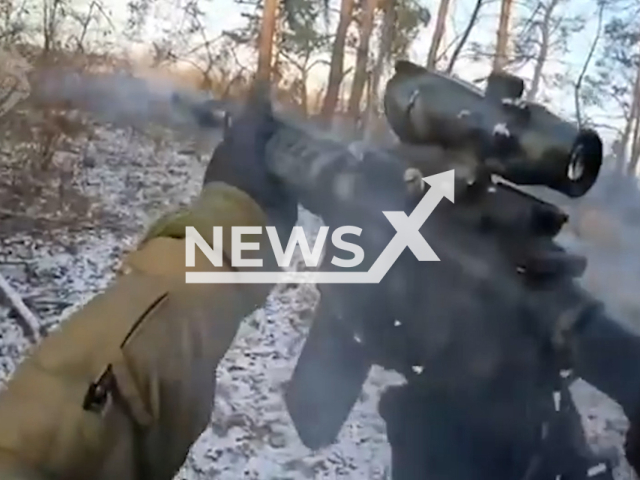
[0,271,42,344]
[575,0,604,127]
[74,0,96,52]
[279,49,305,73]
[446,0,484,72]
[435,31,464,63]
[92,0,117,32]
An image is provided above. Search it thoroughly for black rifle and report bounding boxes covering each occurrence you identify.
[275,61,606,452]
[187,68,639,478]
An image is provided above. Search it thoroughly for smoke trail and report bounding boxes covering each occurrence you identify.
[511,162,640,335]
[32,67,229,133]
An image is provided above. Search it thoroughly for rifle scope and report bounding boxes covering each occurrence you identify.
[383,60,603,198]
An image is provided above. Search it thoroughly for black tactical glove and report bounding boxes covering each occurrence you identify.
[529,283,640,479]
[203,82,298,235]
[574,310,640,478]
[625,409,640,476]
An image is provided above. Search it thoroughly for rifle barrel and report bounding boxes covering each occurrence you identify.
[265,116,410,228]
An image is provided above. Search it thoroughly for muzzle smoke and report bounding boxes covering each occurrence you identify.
[33,68,228,133]
[552,169,640,328]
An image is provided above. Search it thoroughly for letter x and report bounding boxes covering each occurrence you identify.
[382,184,443,261]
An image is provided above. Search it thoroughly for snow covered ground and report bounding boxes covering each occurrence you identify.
[0,125,638,479]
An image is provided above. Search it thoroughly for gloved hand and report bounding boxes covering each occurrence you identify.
[203,82,298,236]
[625,412,640,476]
[528,282,640,480]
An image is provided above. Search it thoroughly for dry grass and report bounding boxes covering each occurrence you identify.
[0,47,236,238]
[0,48,116,238]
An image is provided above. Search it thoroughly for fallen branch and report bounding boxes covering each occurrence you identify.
[0,207,63,221]
[0,271,42,343]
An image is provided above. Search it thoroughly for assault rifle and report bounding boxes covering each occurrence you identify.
[265,61,607,450]
[183,64,625,472]
[48,60,637,477]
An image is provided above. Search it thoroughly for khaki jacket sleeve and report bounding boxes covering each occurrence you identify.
[0,183,277,480]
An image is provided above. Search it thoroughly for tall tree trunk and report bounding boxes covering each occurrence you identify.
[301,71,309,116]
[628,115,640,176]
[43,0,50,52]
[43,0,60,53]
[426,0,452,69]
[628,94,640,175]
[320,0,356,123]
[256,0,279,82]
[618,101,637,173]
[346,0,378,125]
[364,0,395,138]
[493,0,513,72]
[620,63,640,174]
[446,0,482,73]
[526,0,560,101]
[574,0,604,128]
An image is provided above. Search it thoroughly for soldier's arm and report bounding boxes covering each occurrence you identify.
[0,182,278,480]
[0,84,295,480]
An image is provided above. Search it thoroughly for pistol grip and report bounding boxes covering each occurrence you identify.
[284,301,372,449]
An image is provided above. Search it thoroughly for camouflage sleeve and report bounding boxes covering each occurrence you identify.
[0,182,276,480]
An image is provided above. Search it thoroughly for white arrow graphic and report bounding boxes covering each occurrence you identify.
[186,170,455,284]
[366,169,455,282]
